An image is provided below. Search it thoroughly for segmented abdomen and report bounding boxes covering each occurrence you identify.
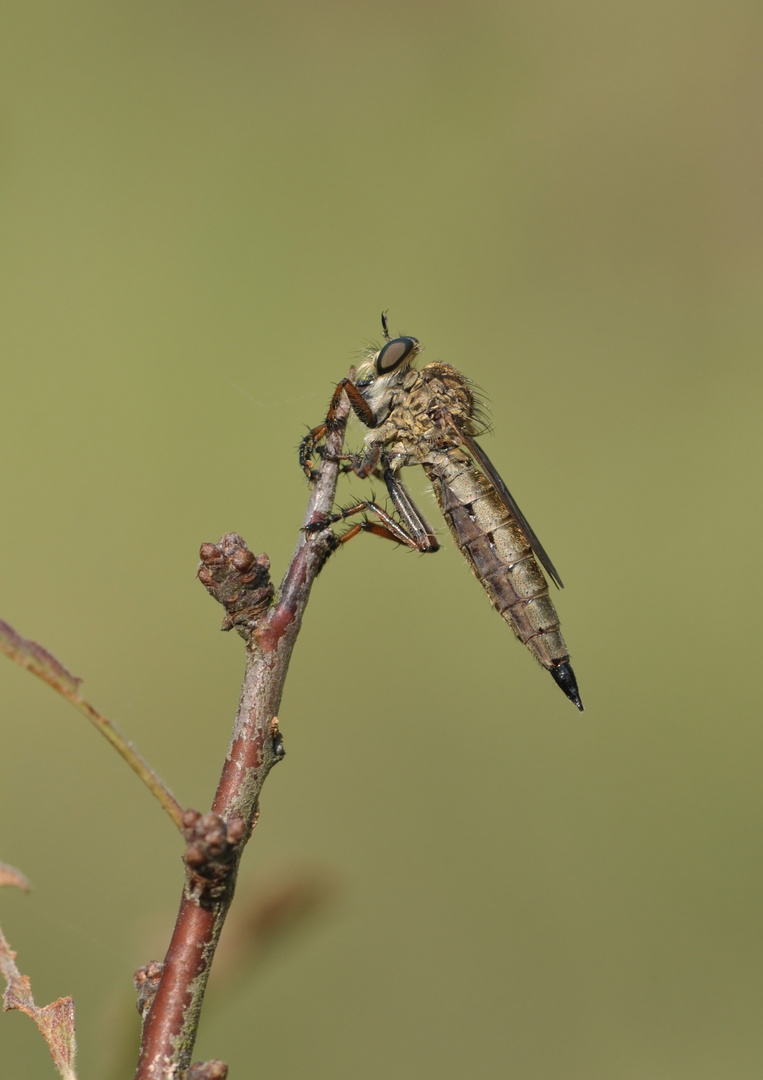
[425,449,570,671]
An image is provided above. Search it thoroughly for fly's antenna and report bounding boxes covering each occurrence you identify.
[381,310,391,341]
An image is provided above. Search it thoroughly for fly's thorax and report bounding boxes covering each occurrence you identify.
[363,416,424,466]
[365,363,476,460]
[415,363,474,428]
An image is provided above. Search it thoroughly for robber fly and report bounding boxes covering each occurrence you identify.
[300,315,582,710]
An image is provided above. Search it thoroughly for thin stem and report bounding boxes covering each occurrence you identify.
[0,620,184,828]
[70,695,184,828]
[134,390,351,1079]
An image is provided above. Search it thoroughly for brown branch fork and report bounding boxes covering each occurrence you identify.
[134,392,351,1079]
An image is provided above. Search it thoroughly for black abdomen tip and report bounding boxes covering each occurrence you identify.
[550,662,584,711]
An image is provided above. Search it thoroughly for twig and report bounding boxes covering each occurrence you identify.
[0,622,184,828]
[134,390,351,1079]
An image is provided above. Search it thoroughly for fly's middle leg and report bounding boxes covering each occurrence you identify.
[382,468,439,552]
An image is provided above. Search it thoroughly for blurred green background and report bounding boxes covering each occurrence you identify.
[1,1,761,1076]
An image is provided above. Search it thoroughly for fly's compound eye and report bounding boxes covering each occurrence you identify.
[375,336,419,376]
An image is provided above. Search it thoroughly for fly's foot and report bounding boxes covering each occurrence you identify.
[303,514,344,574]
[337,453,364,476]
[303,515,329,534]
[304,500,375,535]
[299,432,322,481]
[315,528,342,573]
[299,429,360,482]
[303,510,342,535]
[300,420,337,480]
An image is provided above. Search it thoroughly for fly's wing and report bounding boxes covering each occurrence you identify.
[445,417,564,589]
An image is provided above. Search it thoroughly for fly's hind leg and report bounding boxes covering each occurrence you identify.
[307,499,424,550]
[382,467,439,552]
[306,470,440,554]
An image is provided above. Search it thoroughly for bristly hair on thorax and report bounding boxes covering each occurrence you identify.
[356,334,493,439]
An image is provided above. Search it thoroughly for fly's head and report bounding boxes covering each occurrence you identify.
[354,332,421,422]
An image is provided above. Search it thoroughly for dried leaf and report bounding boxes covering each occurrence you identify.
[0,862,31,891]
[0,923,77,1080]
[0,620,81,695]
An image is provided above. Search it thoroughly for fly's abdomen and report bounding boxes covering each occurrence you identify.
[426,451,570,671]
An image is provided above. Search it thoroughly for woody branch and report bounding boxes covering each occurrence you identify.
[134,391,350,1080]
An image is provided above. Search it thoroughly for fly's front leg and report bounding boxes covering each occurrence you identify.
[298,427,327,481]
[299,376,377,480]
